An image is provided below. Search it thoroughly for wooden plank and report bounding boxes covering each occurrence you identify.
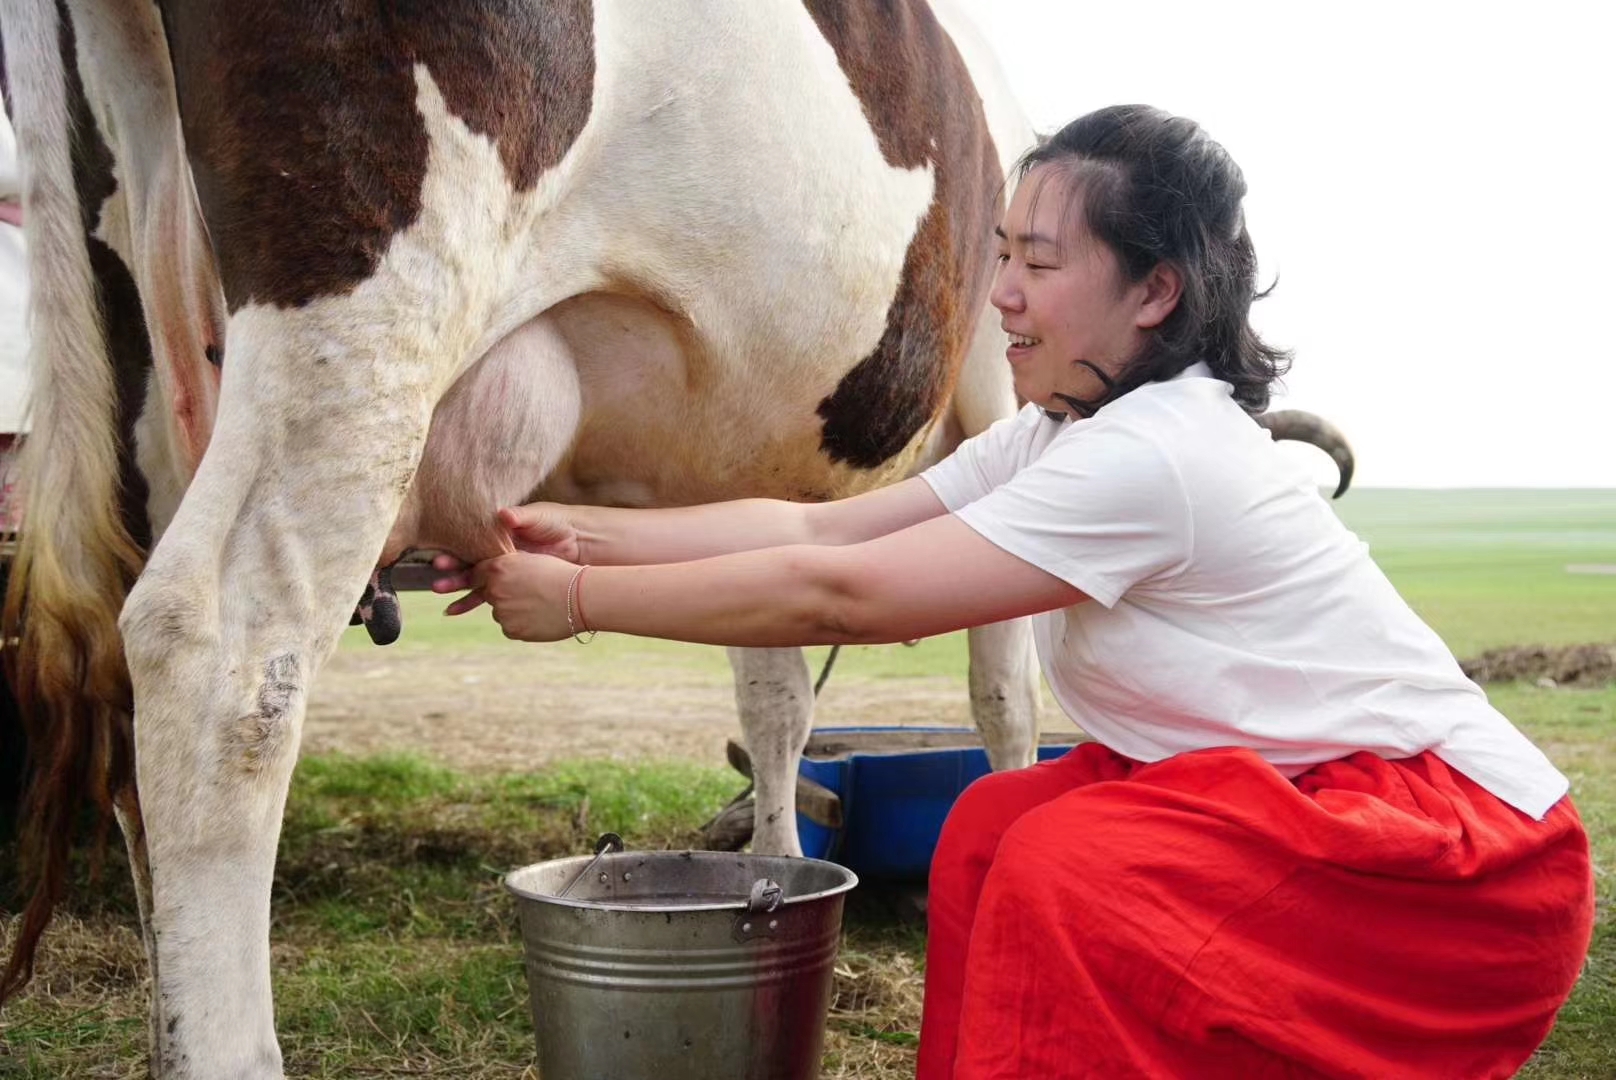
[698,799,755,852]
[723,739,843,828]
[803,727,1085,759]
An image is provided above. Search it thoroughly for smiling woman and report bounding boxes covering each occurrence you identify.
[438,102,1593,1080]
[990,185,1170,417]
[993,106,1290,422]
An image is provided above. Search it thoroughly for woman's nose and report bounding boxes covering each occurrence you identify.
[990,269,1021,314]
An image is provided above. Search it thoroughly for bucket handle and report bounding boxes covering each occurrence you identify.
[734,877,785,942]
[557,832,624,899]
[747,877,784,914]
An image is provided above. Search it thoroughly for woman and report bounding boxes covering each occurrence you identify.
[435,105,1593,1078]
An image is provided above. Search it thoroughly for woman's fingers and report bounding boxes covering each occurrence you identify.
[444,589,487,617]
[498,504,548,530]
[431,569,474,594]
[500,505,558,541]
[500,505,574,550]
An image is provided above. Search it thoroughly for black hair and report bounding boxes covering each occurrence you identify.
[1017,104,1290,414]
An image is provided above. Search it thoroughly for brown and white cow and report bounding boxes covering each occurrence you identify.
[0,2,1351,1074]
[1,1,1047,1073]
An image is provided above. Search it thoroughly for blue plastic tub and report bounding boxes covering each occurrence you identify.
[795,726,1081,881]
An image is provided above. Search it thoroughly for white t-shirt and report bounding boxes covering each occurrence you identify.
[922,363,1569,819]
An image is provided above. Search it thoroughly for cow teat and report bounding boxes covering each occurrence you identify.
[351,565,402,646]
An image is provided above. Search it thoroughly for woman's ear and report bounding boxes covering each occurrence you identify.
[1134,262,1183,330]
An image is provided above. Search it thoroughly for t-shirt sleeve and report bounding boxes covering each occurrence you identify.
[951,419,1193,607]
[921,407,1037,510]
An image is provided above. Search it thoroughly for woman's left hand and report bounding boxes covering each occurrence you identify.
[444,551,580,642]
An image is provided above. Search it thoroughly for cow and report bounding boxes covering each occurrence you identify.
[0,2,1351,1075]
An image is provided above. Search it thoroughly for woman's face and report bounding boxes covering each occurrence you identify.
[990,165,1157,415]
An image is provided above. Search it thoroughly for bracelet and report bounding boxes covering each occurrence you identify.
[566,564,597,644]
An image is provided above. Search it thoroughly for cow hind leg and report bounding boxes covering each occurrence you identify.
[117,311,450,1079]
[728,647,814,857]
[968,619,1040,771]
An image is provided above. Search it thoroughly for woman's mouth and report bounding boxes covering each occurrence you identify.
[1006,332,1040,361]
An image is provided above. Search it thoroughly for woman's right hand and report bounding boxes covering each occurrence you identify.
[432,503,582,608]
[496,503,582,561]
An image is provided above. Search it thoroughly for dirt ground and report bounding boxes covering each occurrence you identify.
[301,645,987,773]
[300,640,1616,774]
[1460,643,1616,689]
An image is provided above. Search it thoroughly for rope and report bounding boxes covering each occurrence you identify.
[813,644,841,697]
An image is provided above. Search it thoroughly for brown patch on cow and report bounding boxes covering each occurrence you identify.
[160,0,595,311]
[804,1,1003,469]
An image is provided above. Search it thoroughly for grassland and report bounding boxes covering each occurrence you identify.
[1,489,1612,1078]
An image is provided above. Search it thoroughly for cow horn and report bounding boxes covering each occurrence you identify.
[1255,409,1355,499]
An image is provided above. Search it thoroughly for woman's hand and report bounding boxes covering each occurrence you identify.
[442,550,580,641]
[432,503,581,603]
[500,503,582,561]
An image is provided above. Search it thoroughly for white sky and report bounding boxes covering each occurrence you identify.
[967,0,1614,488]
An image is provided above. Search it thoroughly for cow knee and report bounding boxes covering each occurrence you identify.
[120,562,212,679]
[122,567,306,779]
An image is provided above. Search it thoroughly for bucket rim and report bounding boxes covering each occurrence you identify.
[503,849,859,912]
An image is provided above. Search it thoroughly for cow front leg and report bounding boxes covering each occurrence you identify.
[118,321,442,1080]
[967,618,1040,771]
[728,646,814,857]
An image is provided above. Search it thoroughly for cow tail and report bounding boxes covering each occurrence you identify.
[1,0,145,1005]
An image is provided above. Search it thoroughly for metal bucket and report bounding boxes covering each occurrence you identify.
[506,838,858,1080]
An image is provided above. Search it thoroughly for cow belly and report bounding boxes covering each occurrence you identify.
[548,292,928,508]
[386,290,933,563]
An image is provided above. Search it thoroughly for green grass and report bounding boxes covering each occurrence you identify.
[291,753,735,837]
[1330,489,1616,657]
[1499,684,1616,1079]
[1,754,742,1078]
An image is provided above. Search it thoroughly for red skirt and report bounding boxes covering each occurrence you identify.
[918,744,1594,1080]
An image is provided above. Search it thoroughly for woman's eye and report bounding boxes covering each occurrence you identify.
[995,252,1010,264]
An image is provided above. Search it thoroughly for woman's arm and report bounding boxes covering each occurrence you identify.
[495,475,948,565]
[461,511,1089,646]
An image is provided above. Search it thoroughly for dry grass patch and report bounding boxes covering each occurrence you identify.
[0,913,149,1079]
[822,928,927,1078]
